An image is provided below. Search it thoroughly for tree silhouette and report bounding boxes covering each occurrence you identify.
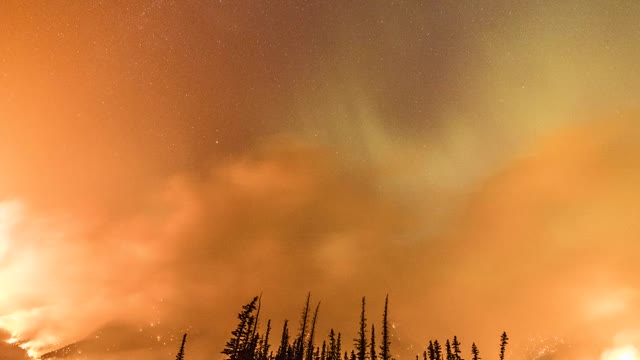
[259,319,271,360]
[452,336,462,360]
[427,341,435,360]
[219,294,509,360]
[445,340,453,360]
[175,333,187,360]
[433,340,442,360]
[327,330,338,360]
[370,324,377,360]
[306,303,321,360]
[379,295,391,360]
[354,297,368,360]
[499,332,509,360]
[253,295,263,339]
[470,343,480,360]
[222,296,259,360]
[276,320,290,360]
[295,294,312,360]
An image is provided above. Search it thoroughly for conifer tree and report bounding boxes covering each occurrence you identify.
[428,341,435,360]
[260,320,272,360]
[350,350,356,360]
[242,315,259,360]
[328,330,337,360]
[336,333,342,360]
[253,295,263,339]
[423,351,427,360]
[499,332,509,360]
[470,343,480,360]
[354,297,368,360]
[370,325,377,360]
[321,341,327,360]
[295,294,312,360]
[276,320,290,360]
[222,296,259,360]
[379,295,391,360]
[175,333,187,360]
[242,296,263,360]
[445,340,453,360]
[306,303,321,360]
[452,336,462,360]
[433,340,442,360]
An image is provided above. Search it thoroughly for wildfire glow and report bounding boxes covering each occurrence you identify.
[0,201,36,358]
[602,345,639,360]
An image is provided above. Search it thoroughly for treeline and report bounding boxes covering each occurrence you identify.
[174,295,509,360]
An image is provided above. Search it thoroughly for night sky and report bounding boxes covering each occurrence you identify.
[1,1,640,360]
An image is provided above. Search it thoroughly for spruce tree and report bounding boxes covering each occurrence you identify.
[328,330,337,360]
[222,296,259,360]
[452,336,462,360]
[295,294,312,360]
[433,340,442,360]
[470,343,480,360]
[354,297,368,360]
[499,332,509,360]
[370,325,377,360]
[306,303,321,360]
[445,340,453,360]
[275,320,290,360]
[242,296,263,360]
[427,341,435,360]
[175,333,187,360]
[253,295,263,339]
[379,295,391,360]
[241,314,259,360]
[261,320,272,360]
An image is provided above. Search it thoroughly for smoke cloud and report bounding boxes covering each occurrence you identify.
[2,116,640,360]
[2,1,640,360]
[0,137,415,359]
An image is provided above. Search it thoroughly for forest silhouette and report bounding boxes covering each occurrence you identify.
[174,295,509,360]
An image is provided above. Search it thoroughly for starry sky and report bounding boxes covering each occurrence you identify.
[1,1,640,360]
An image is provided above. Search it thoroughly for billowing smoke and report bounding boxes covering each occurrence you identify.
[2,1,640,360]
[0,138,414,359]
[1,116,640,360]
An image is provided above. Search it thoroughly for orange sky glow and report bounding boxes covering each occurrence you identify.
[1,2,640,360]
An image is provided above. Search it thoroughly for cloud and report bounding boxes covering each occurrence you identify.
[0,137,413,359]
[418,116,640,359]
[2,114,640,360]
